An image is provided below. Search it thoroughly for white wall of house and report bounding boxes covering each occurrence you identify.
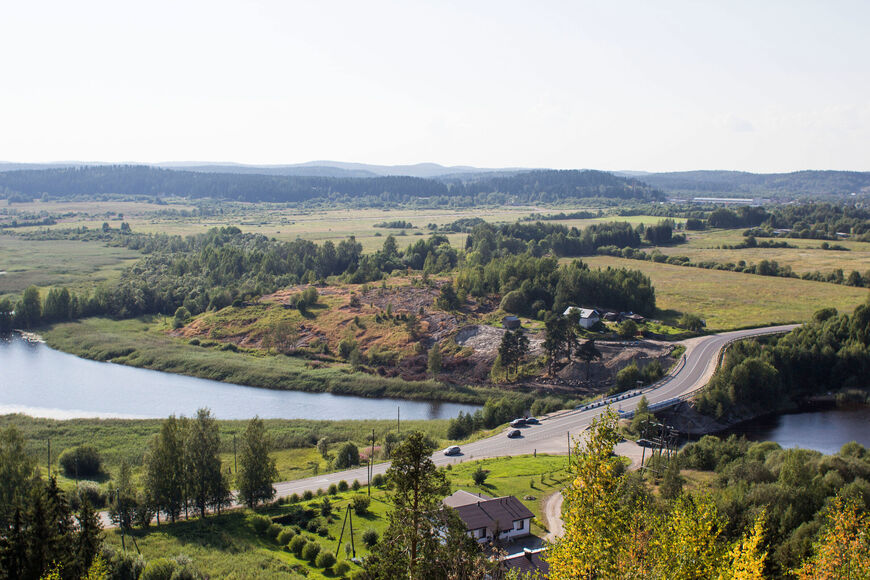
[578,316,599,329]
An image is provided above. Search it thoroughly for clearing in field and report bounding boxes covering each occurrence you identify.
[582,256,869,330]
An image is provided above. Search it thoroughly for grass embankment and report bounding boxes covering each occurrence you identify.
[102,454,568,579]
[582,256,869,331]
[0,413,450,492]
[43,317,494,404]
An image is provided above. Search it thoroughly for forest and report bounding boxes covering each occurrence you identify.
[0,165,662,205]
[636,169,870,198]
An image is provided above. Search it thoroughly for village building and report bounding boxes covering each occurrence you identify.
[442,491,534,544]
[562,306,601,329]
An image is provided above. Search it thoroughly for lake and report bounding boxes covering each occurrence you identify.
[0,336,480,421]
[727,404,870,455]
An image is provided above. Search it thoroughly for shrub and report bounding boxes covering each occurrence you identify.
[169,564,204,580]
[59,445,102,478]
[333,442,360,469]
[315,552,336,569]
[302,490,314,500]
[75,481,107,508]
[472,466,488,486]
[289,493,300,503]
[328,483,338,495]
[351,480,361,491]
[249,514,272,534]
[307,518,321,533]
[302,541,321,562]
[140,558,177,580]
[362,528,379,548]
[317,525,328,537]
[289,535,306,556]
[371,473,385,487]
[338,480,349,492]
[352,495,370,516]
[266,522,282,540]
[277,527,296,545]
[334,561,351,576]
[320,497,333,517]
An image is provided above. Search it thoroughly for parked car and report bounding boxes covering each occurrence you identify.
[525,417,539,425]
[510,418,526,428]
[507,429,522,439]
[443,445,461,456]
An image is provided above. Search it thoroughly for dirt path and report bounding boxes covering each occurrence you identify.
[543,491,564,541]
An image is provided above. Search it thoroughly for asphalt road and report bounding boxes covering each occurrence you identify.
[271,324,798,497]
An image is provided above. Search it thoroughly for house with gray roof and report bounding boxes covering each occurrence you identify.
[443,492,534,544]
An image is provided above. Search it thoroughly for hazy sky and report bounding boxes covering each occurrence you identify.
[1,1,868,172]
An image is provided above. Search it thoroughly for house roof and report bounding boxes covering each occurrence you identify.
[563,306,600,319]
[442,490,492,508]
[451,496,534,533]
[503,548,550,575]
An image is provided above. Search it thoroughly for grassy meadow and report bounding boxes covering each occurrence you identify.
[101,454,567,579]
[582,256,869,330]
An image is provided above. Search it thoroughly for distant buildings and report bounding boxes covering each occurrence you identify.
[502,315,521,329]
[562,307,600,329]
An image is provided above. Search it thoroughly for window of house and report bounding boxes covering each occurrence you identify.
[514,519,524,530]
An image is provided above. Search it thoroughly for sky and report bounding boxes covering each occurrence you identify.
[1,1,868,172]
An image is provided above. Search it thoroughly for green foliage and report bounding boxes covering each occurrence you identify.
[301,541,321,562]
[617,319,639,339]
[678,313,704,332]
[471,466,488,486]
[140,558,178,580]
[315,551,336,569]
[362,528,379,548]
[332,442,360,469]
[337,480,349,492]
[237,417,278,508]
[289,535,306,556]
[276,526,296,545]
[352,495,371,516]
[427,344,442,376]
[249,514,272,534]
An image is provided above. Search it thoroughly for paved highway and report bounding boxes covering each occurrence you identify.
[270,324,798,498]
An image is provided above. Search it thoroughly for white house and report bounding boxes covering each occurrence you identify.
[563,306,601,329]
[443,491,534,544]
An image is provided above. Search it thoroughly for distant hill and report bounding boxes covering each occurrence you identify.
[166,164,380,178]
[0,165,658,203]
[625,170,870,198]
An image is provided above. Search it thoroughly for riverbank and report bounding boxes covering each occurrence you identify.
[42,317,499,405]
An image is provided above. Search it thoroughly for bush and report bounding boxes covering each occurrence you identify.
[289,493,300,503]
[618,319,639,339]
[289,535,306,556]
[328,483,338,495]
[307,518,321,533]
[170,564,204,580]
[302,490,314,500]
[140,558,177,580]
[59,445,102,478]
[338,480,349,492]
[362,528,379,547]
[371,473,385,487]
[75,481,107,509]
[317,525,328,536]
[249,514,272,534]
[352,480,361,491]
[472,466,488,486]
[333,442,360,469]
[266,522,282,540]
[320,497,333,517]
[352,495,370,515]
[334,561,351,576]
[302,541,322,562]
[315,552,336,569]
[277,527,296,545]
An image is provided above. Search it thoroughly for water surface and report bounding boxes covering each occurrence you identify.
[0,336,479,420]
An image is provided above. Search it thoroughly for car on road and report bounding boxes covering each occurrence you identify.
[507,429,522,438]
[510,418,526,428]
[525,417,539,424]
[443,445,461,456]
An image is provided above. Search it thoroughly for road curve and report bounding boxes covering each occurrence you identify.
[270,324,799,498]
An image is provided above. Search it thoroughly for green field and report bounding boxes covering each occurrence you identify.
[101,454,566,579]
[649,228,870,275]
[0,236,141,297]
[582,256,869,330]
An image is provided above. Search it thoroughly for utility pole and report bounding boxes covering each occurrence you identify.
[233,434,237,475]
[47,438,51,476]
[397,406,400,435]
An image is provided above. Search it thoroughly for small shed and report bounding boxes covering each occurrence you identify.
[502,315,521,330]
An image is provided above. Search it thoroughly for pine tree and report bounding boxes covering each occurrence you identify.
[237,417,278,508]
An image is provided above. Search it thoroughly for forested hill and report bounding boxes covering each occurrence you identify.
[0,165,662,203]
[633,170,870,198]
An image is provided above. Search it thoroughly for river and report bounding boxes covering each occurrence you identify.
[0,336,480,421]
[726,404,870,455]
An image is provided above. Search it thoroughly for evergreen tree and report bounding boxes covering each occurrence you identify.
[237,417,278,508]
[427,345,442,376]
[576,339,602,380]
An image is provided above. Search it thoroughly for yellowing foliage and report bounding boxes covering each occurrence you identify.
[796,496,870,580]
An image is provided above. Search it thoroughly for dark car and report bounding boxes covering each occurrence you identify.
[525,417,539,425]
[510,418,526,428]
[507,429,522,438]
